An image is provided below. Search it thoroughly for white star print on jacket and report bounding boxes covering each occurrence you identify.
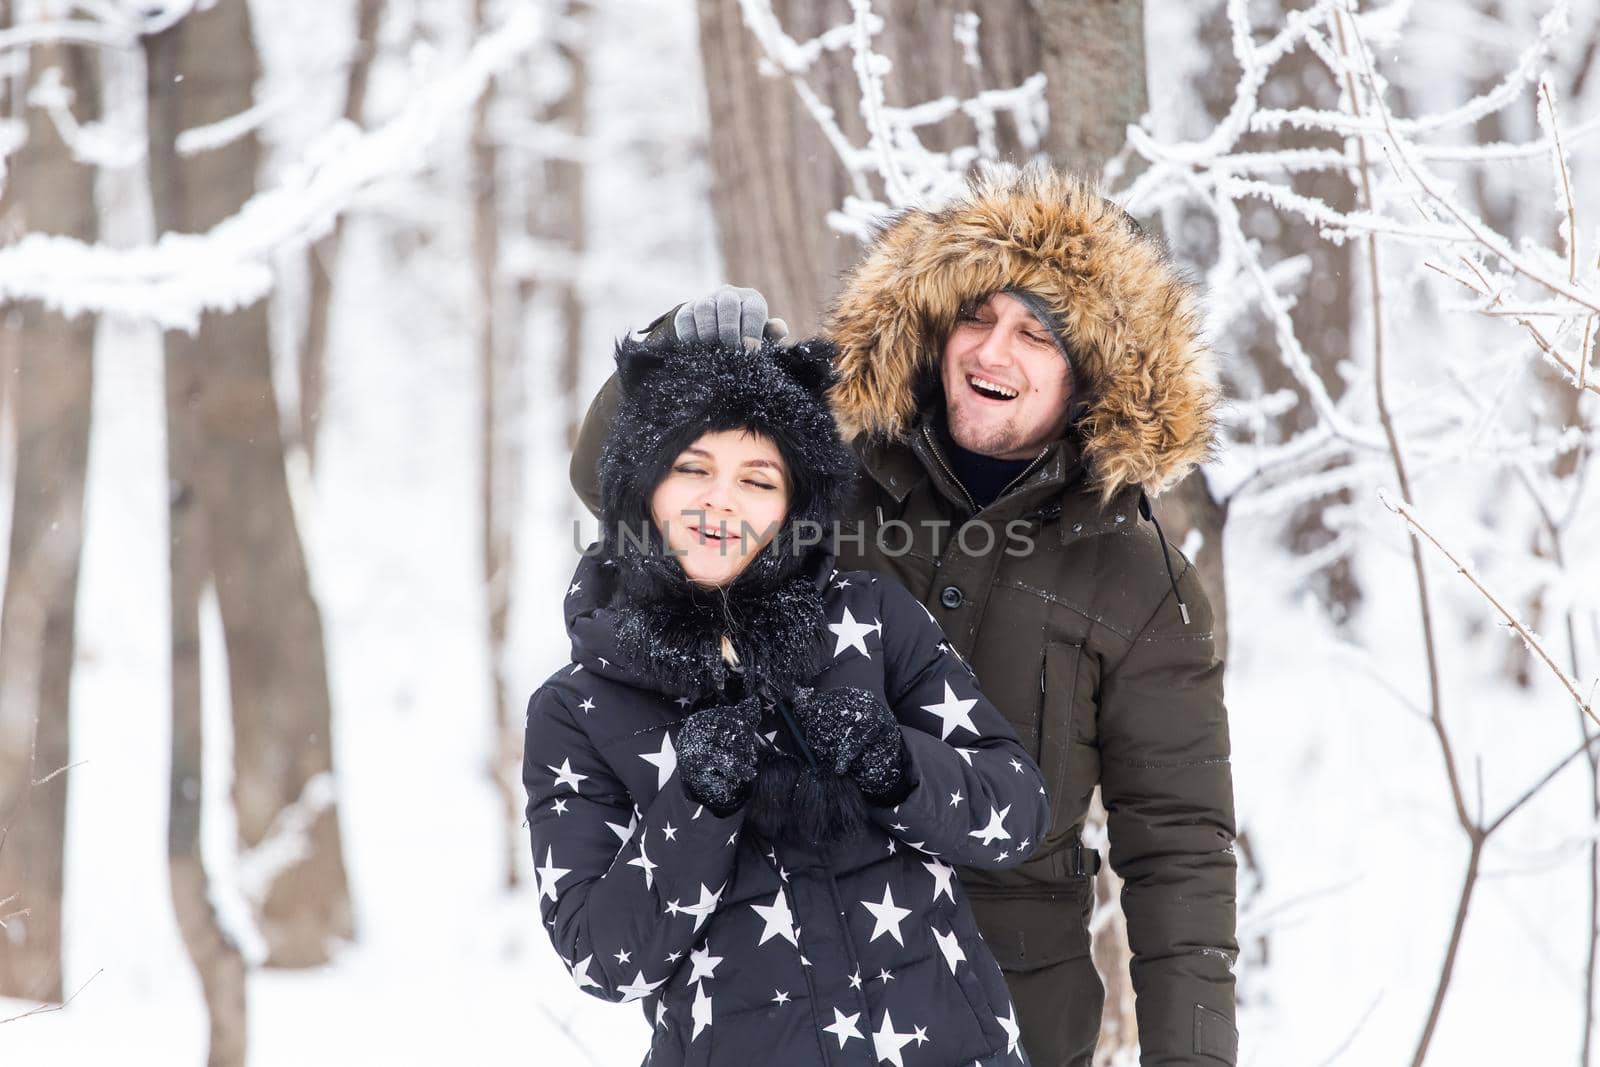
[523,554,1048,1066]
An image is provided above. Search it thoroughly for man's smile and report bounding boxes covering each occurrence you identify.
[967,374,1019,401]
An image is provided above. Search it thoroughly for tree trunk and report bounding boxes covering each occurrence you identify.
[300,0,384,467]
[482,0,590,889]
[695,0,857,337]
[145,19,250,1063]
[1036,0,1146,177]
[145,0,352,974]
[543,2,588,457]
[165,383,250,1067]
[0,32,99,1006]
[475,0,516,891]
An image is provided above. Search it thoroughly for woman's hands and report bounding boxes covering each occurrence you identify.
[792,687,911,805]
[677,686,911,823]
[676,696,762,815]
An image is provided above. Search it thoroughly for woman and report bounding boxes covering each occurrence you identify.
[523,331,1050,1066]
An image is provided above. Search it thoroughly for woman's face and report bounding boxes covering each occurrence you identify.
[648,429,791,586]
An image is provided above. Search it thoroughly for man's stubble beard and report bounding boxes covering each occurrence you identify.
[946,403,1029,460]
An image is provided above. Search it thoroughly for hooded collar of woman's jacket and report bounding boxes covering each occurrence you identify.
[563,542,835,704]
[825,164,1220,510]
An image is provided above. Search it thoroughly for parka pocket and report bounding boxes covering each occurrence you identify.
[1036,641,1099,855]
[968,889,1092,973]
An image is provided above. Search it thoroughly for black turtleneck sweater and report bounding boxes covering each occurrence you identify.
[931,414,1039,510]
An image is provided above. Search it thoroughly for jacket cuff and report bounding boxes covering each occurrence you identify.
[1131,975,1237,1065]
[860,737,915,807]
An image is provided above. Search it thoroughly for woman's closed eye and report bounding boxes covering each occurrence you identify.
[673,464,775,491]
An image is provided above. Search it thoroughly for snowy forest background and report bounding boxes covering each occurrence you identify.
[0,0,1597,1064]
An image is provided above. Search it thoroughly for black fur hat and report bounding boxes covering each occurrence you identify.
[597,334,858,597]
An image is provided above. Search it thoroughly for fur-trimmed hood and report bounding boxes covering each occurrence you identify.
[827,165,1218,504]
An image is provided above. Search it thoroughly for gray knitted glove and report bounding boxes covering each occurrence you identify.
[676,696,762,815]
[792,687,910,805]
[672,284,788,351]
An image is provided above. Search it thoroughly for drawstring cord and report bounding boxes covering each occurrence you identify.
[756,678,821,771]
[1137,489,1190,626]
[776,702,821,770]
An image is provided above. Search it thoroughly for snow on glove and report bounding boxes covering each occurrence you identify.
[672,284,789,352]
[792,687,911,805]
[675,695,762,815]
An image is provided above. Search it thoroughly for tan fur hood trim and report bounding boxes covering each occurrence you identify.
[826,167,1218,504]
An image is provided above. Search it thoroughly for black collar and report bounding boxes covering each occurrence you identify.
[930,413,1039,509]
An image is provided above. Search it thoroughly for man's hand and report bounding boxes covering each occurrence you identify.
[673,284,788,350]
[676,696,762,814]
[792,687,909,803]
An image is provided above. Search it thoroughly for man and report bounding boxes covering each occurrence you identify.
[570,167,1238,1066]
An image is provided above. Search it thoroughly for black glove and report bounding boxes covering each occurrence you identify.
[792,687,910,805]
[676,696,761,815]
[671,284,788,351]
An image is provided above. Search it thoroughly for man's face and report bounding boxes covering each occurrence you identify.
[939,291,1076,460]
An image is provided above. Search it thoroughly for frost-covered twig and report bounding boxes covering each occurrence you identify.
[175,94,293,158]
[1378,490,1597,726]
[0,19,132,53]
[0,6,543,327]
[1535,76,1591,395]
[1341,15,1600,318]
[847,0,910,206]
[31,759,83,789]
[1206,175,1388,451]
[1536,79,1579,296]
[1253,0,1570,138]
[734,0,1046,219]
[1426,250,1600,397]
[0,969,102,1025]
[25,65,143,169]
[737,3,875,203]
[135,0,204,38]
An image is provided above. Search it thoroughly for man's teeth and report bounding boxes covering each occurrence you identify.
[969,375,1018,399]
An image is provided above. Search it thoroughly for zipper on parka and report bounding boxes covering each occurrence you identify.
[918,424,1049,516]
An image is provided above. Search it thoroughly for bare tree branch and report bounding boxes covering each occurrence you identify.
[1378,490,1598,727]
[0,968,101,1025]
